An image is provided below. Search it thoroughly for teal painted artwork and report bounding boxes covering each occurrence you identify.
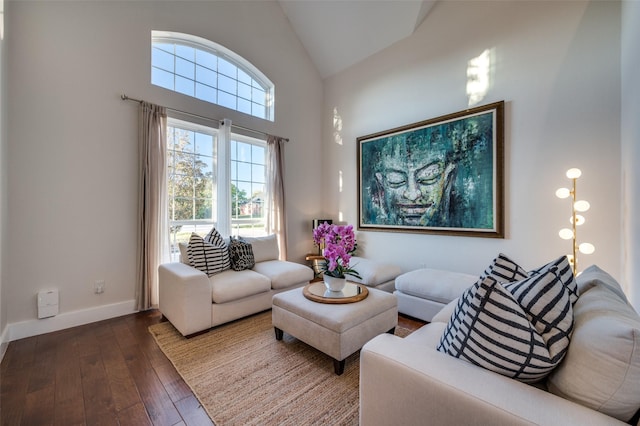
[358,102,504,238]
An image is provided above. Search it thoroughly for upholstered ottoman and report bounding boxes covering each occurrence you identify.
[272,285,397,374]
[347,256,402,292]
[394,268,477,322]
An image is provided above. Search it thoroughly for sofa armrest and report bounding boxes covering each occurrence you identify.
[360,334,625,426]
[158,262,212,336]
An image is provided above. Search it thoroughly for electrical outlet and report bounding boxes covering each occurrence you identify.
[94,280,105,294]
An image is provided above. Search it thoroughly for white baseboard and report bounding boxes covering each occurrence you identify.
[5,299,138,343]
[0,326,8,363]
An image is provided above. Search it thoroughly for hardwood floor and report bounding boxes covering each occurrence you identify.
[1,310,425,426]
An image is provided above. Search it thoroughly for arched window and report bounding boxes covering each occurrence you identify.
[151,31,274,121]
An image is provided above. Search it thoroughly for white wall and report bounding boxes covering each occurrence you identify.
[4,1,322,331]
[323,1,623,281]
[0,0,7,357]
[622,0,640,311]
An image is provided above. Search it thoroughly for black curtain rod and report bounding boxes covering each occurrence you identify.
[120,94,289,142]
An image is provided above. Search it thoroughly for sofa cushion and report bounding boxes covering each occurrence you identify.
[347,256,402,287]
[395,269,477,304]
[228,236,255,271]
[210,269,271,304]
[243,234,279,263]
[547,265,640,422]
[437,273,568,383]
[186,232,231,276]
[252,260,313,290]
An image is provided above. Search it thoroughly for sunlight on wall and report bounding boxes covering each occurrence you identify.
[333,107,343,145]
[1,0,4,40]
[467,48,494,107]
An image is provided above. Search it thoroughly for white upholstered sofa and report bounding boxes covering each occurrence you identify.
[360,265,640,425]
[159,234,313,336]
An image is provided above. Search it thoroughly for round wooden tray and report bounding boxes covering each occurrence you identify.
[303,281,368,304]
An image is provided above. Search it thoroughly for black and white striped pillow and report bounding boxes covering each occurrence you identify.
[529,256,579,305]
[503,266,573,361]
[482,253,528,283]
[228,236,255,271]
[437,272,572,382]
[187,231,231,276]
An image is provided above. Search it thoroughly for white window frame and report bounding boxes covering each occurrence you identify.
[166,117,268,261]
[152,31,275,121]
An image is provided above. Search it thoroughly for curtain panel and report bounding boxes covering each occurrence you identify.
[266,136,287,260]
[136,102,168,310]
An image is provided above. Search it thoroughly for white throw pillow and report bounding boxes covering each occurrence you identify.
[242,234,279,263]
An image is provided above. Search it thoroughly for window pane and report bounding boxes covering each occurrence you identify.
[195,199,212,220]
[176,57,195,79]
[236,142,250,162]
[175,44,195,61]
[237,98,251,115]
[173,198,194,220]
[218,58,237,78]
[195,133,213,156]
[251,145,265,165]
[237,181,251,197]
[152,47,174,72]
[238,68,251,85]
[252,87,266,105]
[231,162,237,180]
[195,155,213,175]
[238,82,251,100]
[219,75,236,96]
[177,130,195,152]
[155,42,174,54]
[196,49,217,71]
[252,103,265,119]
[196,83,216,104]
[230,140,238,161]
[175,75,195,96]
[196,65,217,87]
[152,67,174,90]
[218,91,236,110]
[252,164,265,183]
[237,162,251,180]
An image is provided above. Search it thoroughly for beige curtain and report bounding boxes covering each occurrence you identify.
[136,102,168,311]
[266,136,287,260]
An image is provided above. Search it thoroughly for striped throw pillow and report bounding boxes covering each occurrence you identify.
[530,256,579,305]
[503,266,574,362]
[437,272,572,382]
[187,231,231,276]
[482,253,528,283]
[228,236,255,271]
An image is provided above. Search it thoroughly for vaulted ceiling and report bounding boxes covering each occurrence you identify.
[278,0,437,79]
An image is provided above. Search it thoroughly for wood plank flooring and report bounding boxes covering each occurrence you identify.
[1,310,425,426]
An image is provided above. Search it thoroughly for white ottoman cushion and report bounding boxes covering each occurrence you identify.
[395,268,477,304]
[348,256,402,287]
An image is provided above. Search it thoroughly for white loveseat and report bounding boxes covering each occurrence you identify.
[159,234,313,336]
[360,265,640,425]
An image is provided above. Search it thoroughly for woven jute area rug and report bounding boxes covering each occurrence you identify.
[149,310,411,426]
